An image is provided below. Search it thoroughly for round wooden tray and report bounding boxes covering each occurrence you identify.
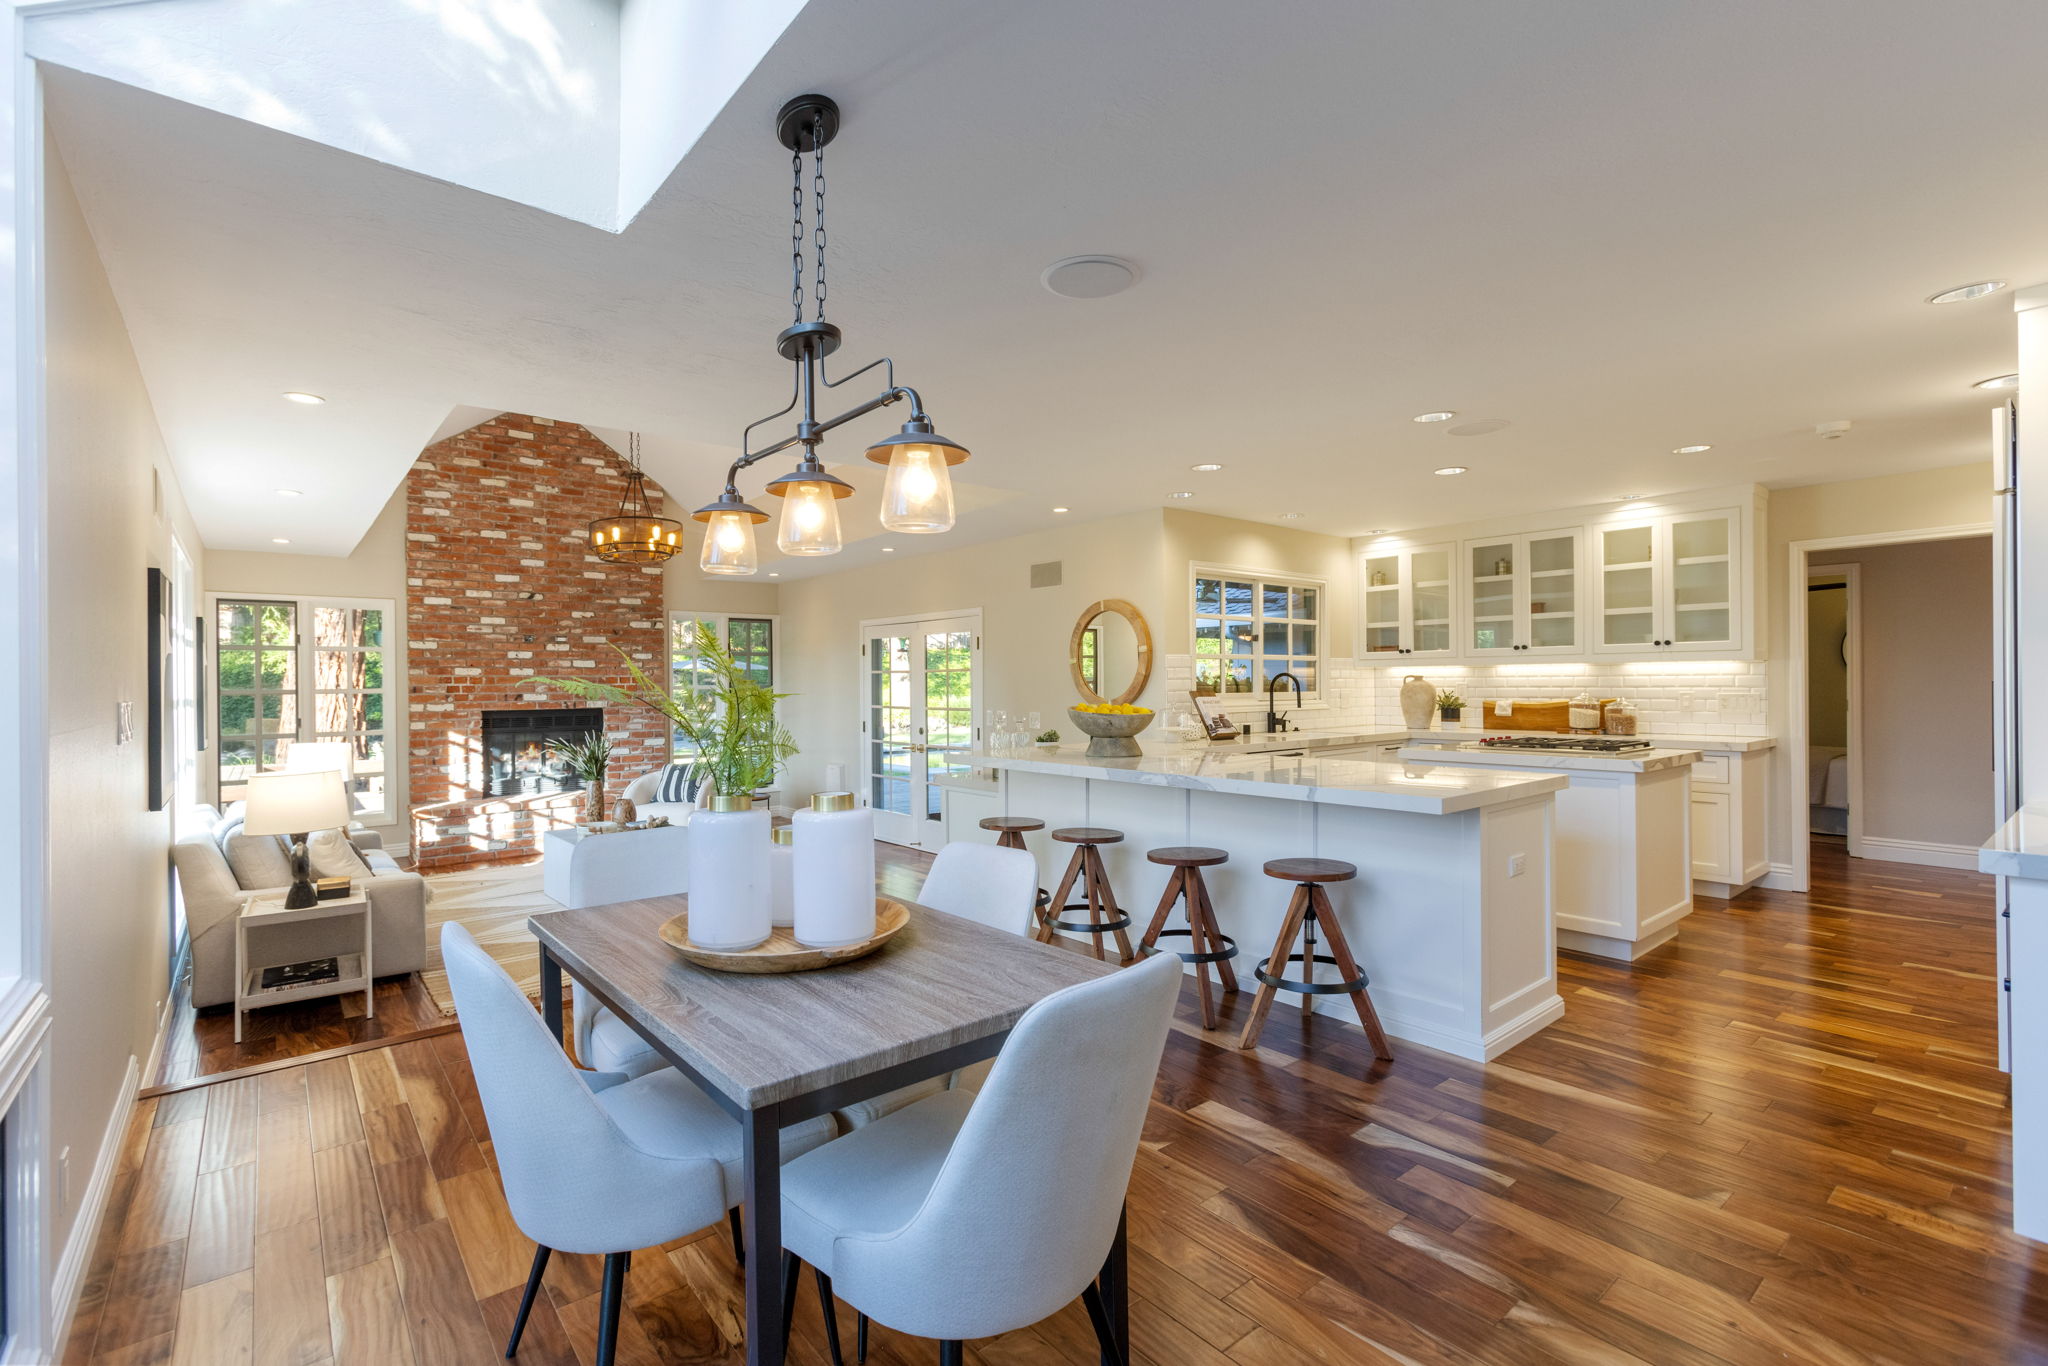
[657,899,909,974]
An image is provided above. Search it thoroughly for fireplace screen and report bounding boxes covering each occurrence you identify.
[479,708,604,797]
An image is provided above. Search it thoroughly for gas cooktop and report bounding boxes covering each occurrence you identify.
[1475,735,1652,753]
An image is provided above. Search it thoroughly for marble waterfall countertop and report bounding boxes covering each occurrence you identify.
[1396,743,1702,774]
[967,746,1565,815]
[1982,805,2048,878]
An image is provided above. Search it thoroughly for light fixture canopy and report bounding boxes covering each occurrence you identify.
[589,432,685,564]
[687,94,971,575]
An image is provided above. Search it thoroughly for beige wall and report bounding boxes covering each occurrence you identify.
[1806,580,1848,749]
[1834,539,1995,848]
[44,136,201,1259]
[1766,461,1994,868]
[775,510,1169,797]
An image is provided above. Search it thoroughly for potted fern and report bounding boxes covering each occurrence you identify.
[546,730,616,825]
[1436,688,1464,725]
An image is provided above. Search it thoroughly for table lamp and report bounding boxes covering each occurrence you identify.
[243,769,352,909]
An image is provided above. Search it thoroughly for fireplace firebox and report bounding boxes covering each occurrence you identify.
[479,708,604,797]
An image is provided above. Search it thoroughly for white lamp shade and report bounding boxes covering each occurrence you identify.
[285,740,355,779]
[242,768,353,837]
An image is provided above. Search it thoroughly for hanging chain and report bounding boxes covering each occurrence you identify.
[812,126,828,322]
[790,141,806,324]
[629,430,641,472]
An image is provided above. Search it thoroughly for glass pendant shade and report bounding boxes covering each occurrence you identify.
[865,424,969,534]
[776,480,844,556]
[691,491,769,576]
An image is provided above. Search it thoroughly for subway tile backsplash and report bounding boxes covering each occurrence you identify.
[1160,655,1770,739]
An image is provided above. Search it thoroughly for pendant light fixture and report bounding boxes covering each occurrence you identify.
[590,432,685,563]
[692,94,970,575]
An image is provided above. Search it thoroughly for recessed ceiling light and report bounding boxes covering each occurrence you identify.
[1976,373,2021,390]
[1413,411,1457,424]
[1051,506,1070,513]
[1618,494,1641,502]
[1041,255,1139,299]
[1434,466,1468,476]
[1279,513,1306,520]
[271,537,290,544]
[282,391,326,405]
[881,546,895,552]
[1365,528,1387,535]
[1168,491,1195,499]
[769,571,780,577]
[275,488,302,497]
[1190,463,1224,472]
[1927,281,2006,305]
[1672,444,1712,455]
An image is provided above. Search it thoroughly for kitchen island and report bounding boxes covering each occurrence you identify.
[963,746,1567,1061]
[1400,741,1700,960]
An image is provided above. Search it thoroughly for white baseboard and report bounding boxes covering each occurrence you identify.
[50,1054,141,1360]
[1760,861,1801,891]
[1858,837,1983,871]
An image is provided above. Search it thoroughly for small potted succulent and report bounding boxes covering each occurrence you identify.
[1035,729,1061,751]
[1435,688,1464,726]
[546,730,617,825]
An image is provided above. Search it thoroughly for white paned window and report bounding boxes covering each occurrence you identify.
[668,612,779,759]
[1192,567,1324,700]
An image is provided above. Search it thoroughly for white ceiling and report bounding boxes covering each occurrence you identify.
[36,0,2047,570]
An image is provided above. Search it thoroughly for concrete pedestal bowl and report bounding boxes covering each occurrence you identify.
[1068,706,1154,758]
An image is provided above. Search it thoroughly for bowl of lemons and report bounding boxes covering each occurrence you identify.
[1068,702,1155,757]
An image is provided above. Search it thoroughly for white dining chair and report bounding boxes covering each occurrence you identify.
[832,843,1039,1131]
[784,950,1181,1366]
[441,923,837,1365]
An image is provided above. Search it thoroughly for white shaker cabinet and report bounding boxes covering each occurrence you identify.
[1462,528,1583,657]
[1594,509,1742,655]
[1688,746,1769,897]
[1357,542,1457,659]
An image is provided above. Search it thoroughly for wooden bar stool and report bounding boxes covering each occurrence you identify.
[979,816,1052,926]
[1137,847,1239,1028]
[1039,828,1135,963]
[1237,858,1393,1060]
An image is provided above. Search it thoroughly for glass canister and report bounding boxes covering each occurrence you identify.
[1568,690,1601,732]
[1605,699,1638,736]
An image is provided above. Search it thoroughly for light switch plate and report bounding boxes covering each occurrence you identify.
[1508,852,1527,878]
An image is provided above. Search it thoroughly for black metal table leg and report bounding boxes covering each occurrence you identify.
[540,945,564,1042]
[743,1106,786,1366]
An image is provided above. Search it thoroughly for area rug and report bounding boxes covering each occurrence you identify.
[420,862,562,1016]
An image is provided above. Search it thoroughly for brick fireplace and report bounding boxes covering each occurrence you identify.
[406,414,673,870]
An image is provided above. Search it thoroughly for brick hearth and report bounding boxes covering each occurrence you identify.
[405,414,672,870]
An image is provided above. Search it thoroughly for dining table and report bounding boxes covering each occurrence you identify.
[529,893,1123,1366]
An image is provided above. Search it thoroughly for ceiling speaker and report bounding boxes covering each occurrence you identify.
[1041,257,1138,299]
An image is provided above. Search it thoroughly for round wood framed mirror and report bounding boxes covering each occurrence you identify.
[1070,598,1153,706]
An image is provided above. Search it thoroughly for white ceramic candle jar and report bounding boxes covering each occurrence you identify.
[793,791,876,947]
[688,793,772,950]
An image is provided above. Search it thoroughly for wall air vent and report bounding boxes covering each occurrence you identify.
[1030,561,1063,589]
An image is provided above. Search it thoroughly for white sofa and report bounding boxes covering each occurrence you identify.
[172,802,428,1008]
[618,766,713,825]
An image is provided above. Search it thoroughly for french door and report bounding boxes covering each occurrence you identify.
[862,613,980,848]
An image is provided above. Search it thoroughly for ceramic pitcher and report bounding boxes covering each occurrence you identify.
[1400,674,1435,730]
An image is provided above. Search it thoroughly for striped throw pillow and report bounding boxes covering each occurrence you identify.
[656,761,699,805]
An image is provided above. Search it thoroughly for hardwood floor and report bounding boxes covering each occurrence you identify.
[72,837,2048,1364]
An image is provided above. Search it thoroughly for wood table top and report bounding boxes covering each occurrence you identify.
[529,894,1116,1108]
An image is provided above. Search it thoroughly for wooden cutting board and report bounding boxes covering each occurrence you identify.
[1474,699,1618,732]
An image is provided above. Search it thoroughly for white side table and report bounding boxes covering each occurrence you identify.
[542,824,691,909]
[235,889,373,1043]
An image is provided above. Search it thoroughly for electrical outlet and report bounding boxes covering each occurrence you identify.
[1508,852,1527,878]
[1677,691,1693,711]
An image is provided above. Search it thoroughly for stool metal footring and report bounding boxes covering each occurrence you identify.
[1142,927,1240,967]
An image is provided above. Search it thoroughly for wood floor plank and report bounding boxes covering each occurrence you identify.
[436,1166,531,1300]
[311,1143,388,1277]
[122,1115,205,1254]
[387,1221,498,1366]
[324,1256,415,1366]
[91,1239,187,1360]
[198,1080,260,1175]
[252,1219,332,1366]
[254,1106,318,1234]
[304,1059,365,1153]
[182,1163,256,1288]
[169,1270,252,1366]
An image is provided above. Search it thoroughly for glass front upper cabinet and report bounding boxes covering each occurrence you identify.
[1463,529,1579,656]
[1595,509,1738,653]
[1358,544,1455,658]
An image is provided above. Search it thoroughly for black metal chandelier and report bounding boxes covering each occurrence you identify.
[693,94,970,576]
[589,431,685,563]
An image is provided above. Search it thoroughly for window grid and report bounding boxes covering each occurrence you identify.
[669,613,780,760]
[1192,571,1322,698]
